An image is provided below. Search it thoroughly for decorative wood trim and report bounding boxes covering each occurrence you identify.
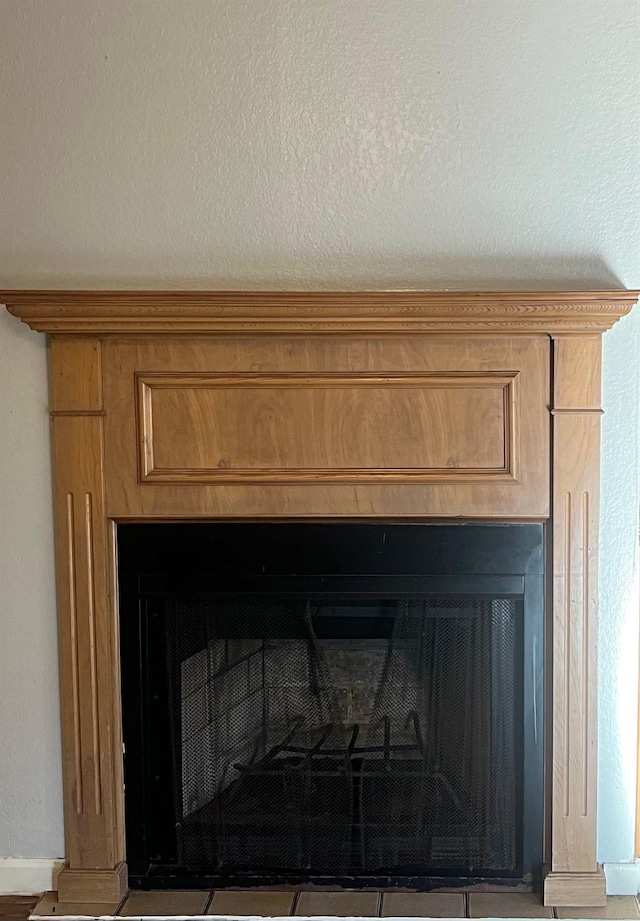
[543,867,606,907]
[550,336,601,878]
[50,339,124,897]
[1,289,637,334]
[57,862,128,904]
[135,370,519,485]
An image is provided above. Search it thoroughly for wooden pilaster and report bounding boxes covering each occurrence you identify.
[544,335,606,908]
[49,338,127,903]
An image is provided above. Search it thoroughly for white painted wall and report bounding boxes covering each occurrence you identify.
[1,0,639,877]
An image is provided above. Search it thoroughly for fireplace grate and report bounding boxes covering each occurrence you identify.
[162,596,518,876]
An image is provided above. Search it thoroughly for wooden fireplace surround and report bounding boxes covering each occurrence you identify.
[3,289,638,908]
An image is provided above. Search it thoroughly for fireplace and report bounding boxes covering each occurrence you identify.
[3,288,636,907]
[119,522,543,888]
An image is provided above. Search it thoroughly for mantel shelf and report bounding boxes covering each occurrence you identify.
[1,288,637,334]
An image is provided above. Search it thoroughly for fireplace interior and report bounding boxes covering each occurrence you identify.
[118,522,543,890]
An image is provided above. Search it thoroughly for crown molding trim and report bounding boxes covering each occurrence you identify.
[1,289,637,335]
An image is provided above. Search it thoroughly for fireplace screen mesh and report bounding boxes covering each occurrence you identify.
[163,595,518,876]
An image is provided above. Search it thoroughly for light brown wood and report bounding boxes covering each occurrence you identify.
[104,336,548,518]
[543,867,607,907]
[137,370,517,483]
[551,338,601,868]
[543,335,606,908]
[56,861,127,904]
[49,337,102,413]
[552,336,602,412]
[1,289,636,334]
[2,289,634,908]
[49,339,125,901]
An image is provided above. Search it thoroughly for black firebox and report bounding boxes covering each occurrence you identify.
[118,523,544,890]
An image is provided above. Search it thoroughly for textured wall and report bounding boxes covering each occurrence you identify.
[0,0,639,865]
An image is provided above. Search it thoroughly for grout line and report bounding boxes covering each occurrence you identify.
[376,890,382,917]
[203,889,215,915]
[290,890,300,916]
[464,890,470,918]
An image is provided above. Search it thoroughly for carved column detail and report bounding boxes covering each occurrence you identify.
[49,338,127,903]
[544,336,606,908]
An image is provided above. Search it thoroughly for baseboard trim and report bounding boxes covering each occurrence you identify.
[604,860,640,895]
[0,858,64,895]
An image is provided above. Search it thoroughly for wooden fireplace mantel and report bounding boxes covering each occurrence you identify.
[2,289,638,908]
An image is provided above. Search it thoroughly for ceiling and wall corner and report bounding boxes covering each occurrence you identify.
[0,0,639,891]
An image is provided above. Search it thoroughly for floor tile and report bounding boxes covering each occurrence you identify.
[31,891,121,918]
[119,889,210,916]
[208,890,294,916]
[295,891,380,917]
[381,891,465,918]
[469,891,552,918]
[557,896,640,919]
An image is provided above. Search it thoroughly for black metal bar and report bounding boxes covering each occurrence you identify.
[233,716,305,774]
[383,716,391,771]
[294,724,334,771]
[343,724,360,770]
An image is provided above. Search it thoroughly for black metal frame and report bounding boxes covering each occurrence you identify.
[118,522,544,891]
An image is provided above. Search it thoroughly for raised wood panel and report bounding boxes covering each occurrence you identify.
[103,336,549,518]
[136,371,517,484]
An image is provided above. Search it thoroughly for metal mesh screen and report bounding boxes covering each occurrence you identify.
[163,596,518,875]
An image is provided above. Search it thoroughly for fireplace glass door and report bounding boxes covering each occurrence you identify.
[119,523,543,889]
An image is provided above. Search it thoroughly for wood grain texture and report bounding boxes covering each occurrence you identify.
[104,336,548,518]
[1,288,636,334]
[544,867,607,907]
[0,897,38,920]
[50,337,102,412]
[553,336,602,412]
[50,340,125,892]
[136,371,517,484]
[544,335,604,906]
[56,862,127,905]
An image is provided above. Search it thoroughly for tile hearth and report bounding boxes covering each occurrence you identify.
[27,890,640,920]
